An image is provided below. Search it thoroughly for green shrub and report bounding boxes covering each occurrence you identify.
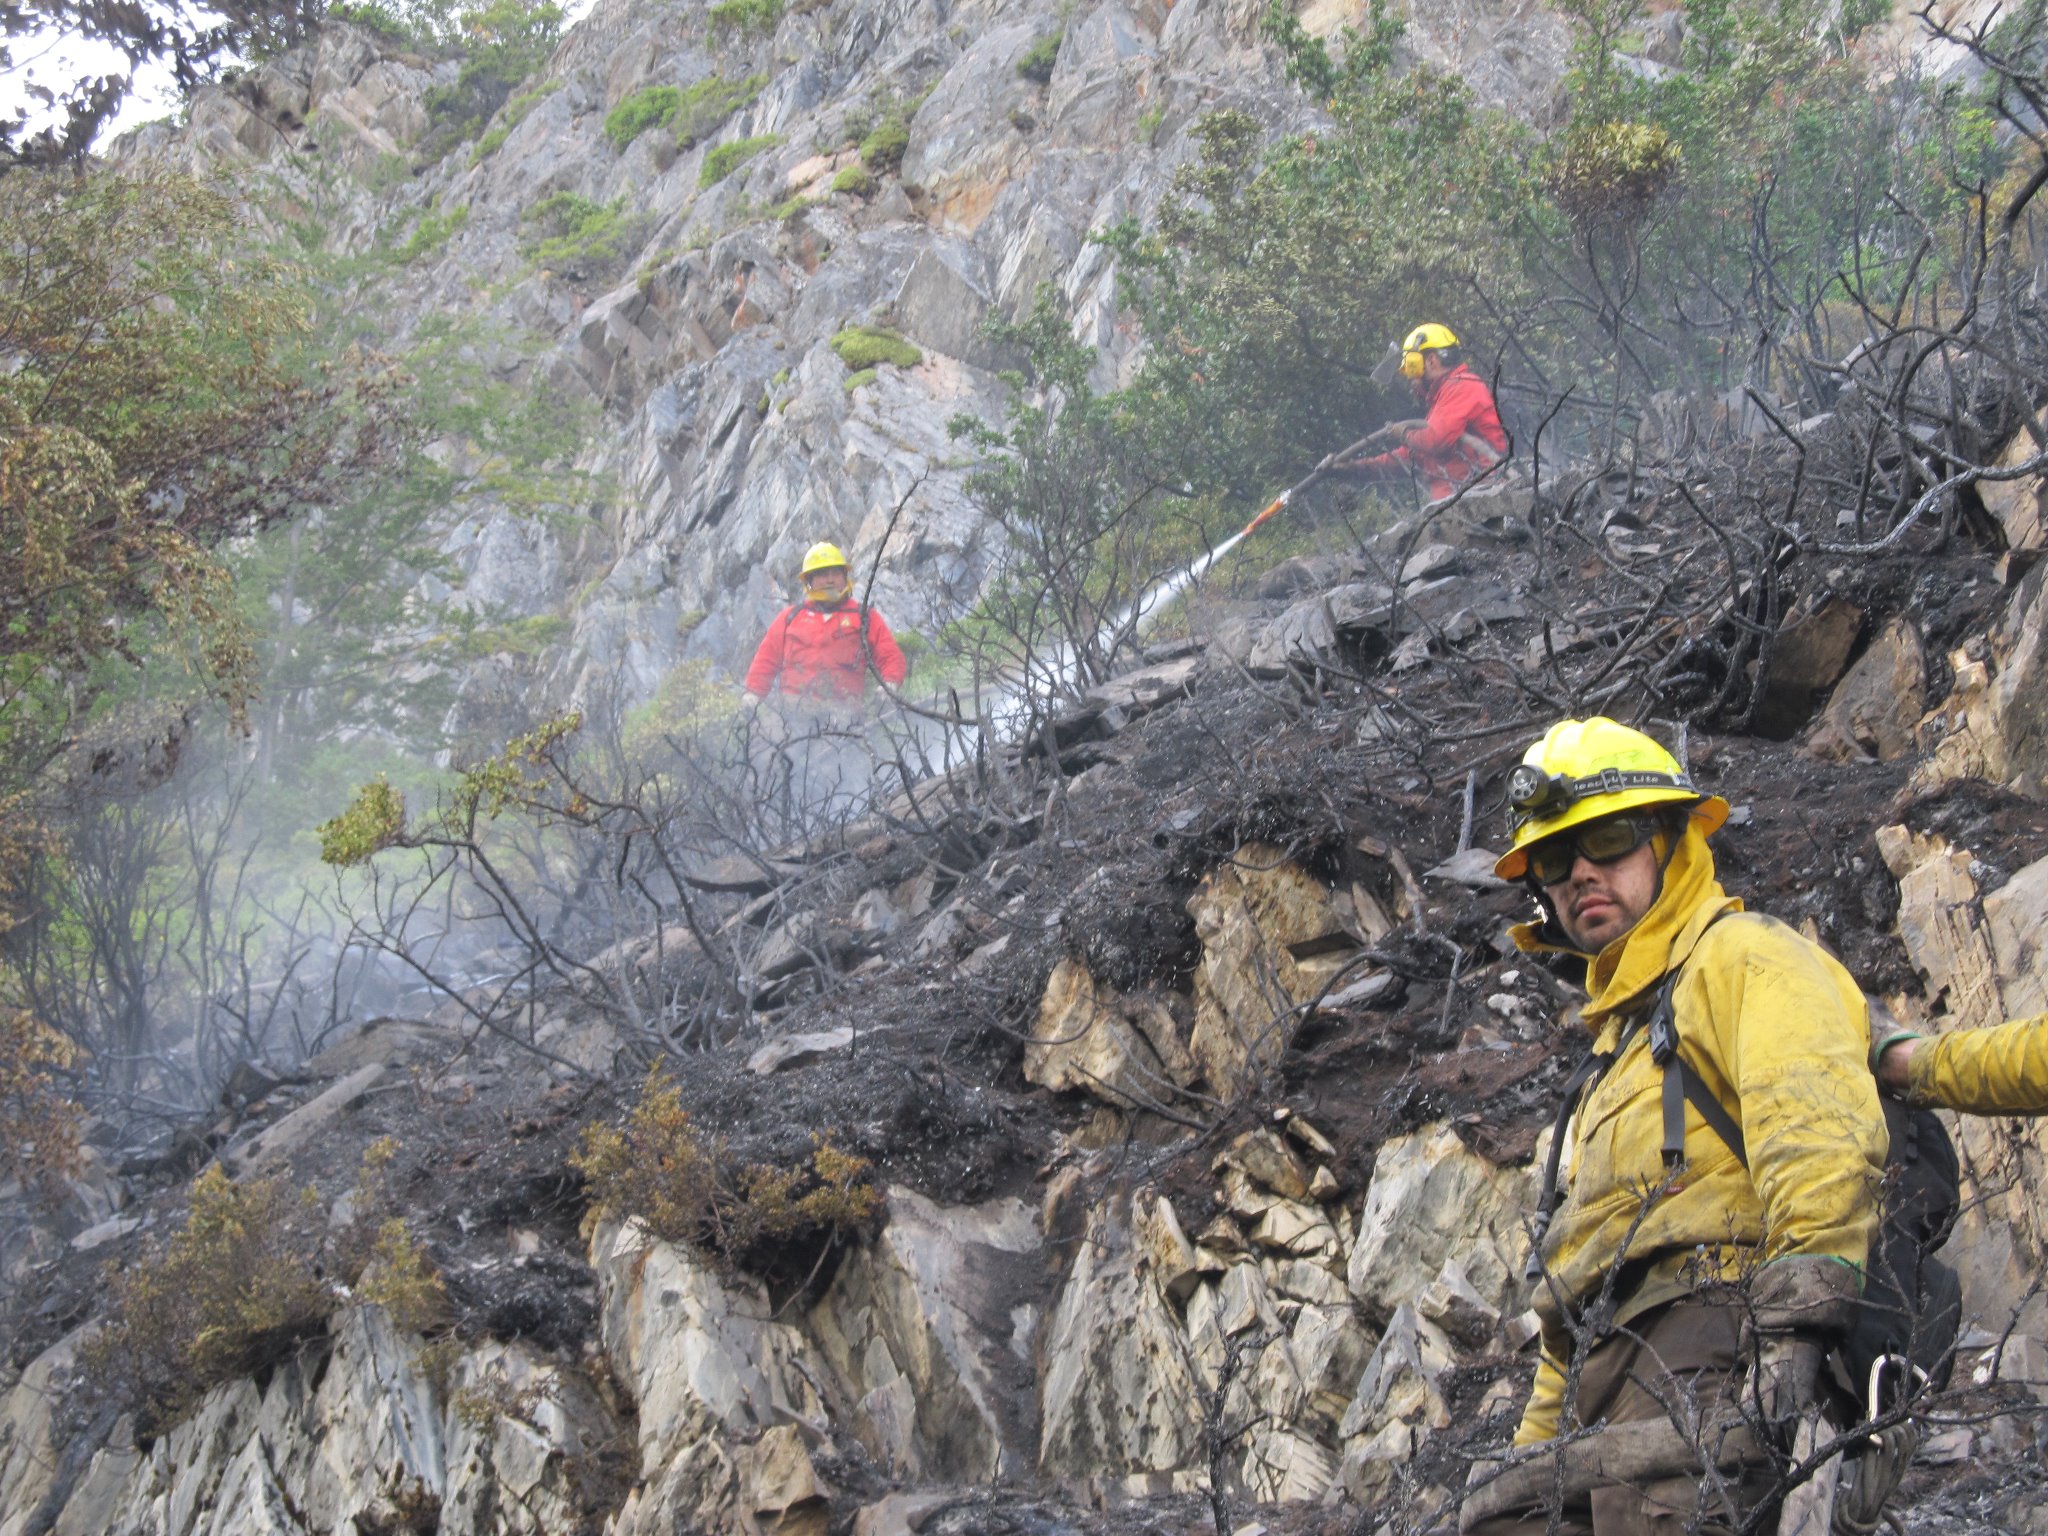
[1016,30,1060,83]
[328,0,418,44]
[81,1165,333,1434]
[605,84,682,150]
[522,192,642,273]
[1136,104,1165,145]
[858,112,908,173]
[708,0,783,36]
[674,71,767,146]
[830,163,874,196]
[395,202,469,264]
[766,193,816,221]
[357,1219,450,1332]
[571,1065,882,1263]
[830,325,922,370]
[699,133,780,187]
[843,366,878,392]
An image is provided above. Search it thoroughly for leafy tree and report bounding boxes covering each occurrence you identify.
[0,166,407,1165]
[414,0,567,156]
[1,0,319,162]
[948,291,1185,702]
[1100,2,1530,503]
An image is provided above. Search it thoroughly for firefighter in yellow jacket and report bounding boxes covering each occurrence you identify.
[1463,718,1887,1536]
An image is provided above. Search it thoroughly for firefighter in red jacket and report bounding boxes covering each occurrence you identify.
[1325,323,1508,501]
[743,542,908,713]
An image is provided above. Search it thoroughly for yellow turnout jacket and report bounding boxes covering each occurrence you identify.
[1906,1012,2048,1113]
[1510,823,1886,1444]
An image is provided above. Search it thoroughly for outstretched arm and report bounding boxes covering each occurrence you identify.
[1881,1013,2048,1113]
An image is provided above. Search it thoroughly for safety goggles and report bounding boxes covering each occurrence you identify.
[1522,812,1667,886]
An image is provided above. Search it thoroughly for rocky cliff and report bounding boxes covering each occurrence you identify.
[113,0,1570,735]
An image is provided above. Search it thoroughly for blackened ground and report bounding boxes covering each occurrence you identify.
[29,478,2048,1534]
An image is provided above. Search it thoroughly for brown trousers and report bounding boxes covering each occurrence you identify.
[1464,1299,1778,1536]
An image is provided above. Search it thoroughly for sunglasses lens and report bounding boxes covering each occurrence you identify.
[1526,840,1575,885]
[1525,815,1654,885]
[1577,816,1646,862]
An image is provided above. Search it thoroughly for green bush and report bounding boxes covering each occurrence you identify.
[1016,30,1060,83]
[470,81,557,163]
[830,325,922,370]
[843,366,878,392]
[830,163,874,196]
[417,0,566,160]
[522,192,642,273]
[708,0,783,36]
[77,1144,448,1435]
[605,85,682,150]
[699,133,780,187]
[858,112,908,173]
[395,202,469,264]
[674,71,767,146]
[766,193,816,221]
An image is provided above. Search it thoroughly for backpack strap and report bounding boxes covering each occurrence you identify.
[1525,1046,1616,1281]
[1525,911,1738,1280]
[1645,969,1748,1168]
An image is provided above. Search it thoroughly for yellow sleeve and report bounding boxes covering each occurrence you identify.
[1701,918,1885,1268]
[1913,1013,2048,1114]
[1513,1349,1565,1444]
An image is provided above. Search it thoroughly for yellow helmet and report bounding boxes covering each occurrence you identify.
[1399,322,1461,381]
[800,542,849,576]
[1493,716,1729,881]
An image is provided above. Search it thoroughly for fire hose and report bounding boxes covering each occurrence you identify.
[1237,422,1415,538]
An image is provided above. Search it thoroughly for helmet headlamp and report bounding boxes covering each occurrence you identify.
[1505,766,1701,836]
[1508,764,1565,816]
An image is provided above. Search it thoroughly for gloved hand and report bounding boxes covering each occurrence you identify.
[1746,1332,1827,1431]
[1741,1258,1857,1441]
[742,690,764,709]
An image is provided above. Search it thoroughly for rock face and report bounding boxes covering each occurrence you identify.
[1185,843,1352,1099]
[597,1221,832,1535]
[1806,617,1927,763]
[1917,564,2048,797]
[108,0,1577,746]
[1024,957,1195,1109]
[8,1307,607,1536]
[1879,826,2048,1334]
[809,1188,1041,1481]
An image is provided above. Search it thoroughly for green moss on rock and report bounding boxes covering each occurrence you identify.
[829,325,922,370]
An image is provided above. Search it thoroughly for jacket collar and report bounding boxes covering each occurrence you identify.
[1423,363,1472,406]
[1509,823,1742,1045]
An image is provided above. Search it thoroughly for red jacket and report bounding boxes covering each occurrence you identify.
[1351,364,1508,500]
[744,599,908,702]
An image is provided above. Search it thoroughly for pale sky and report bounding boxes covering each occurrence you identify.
[2,32,192,151]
